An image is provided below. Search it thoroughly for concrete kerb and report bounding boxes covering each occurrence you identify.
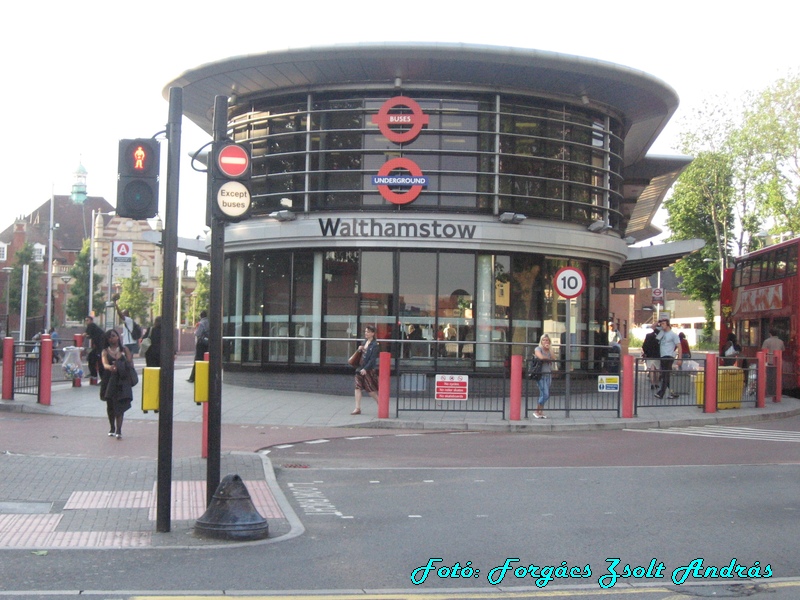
[350,399,800,433]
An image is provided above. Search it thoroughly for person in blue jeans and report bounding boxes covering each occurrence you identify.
[533,334,553,418]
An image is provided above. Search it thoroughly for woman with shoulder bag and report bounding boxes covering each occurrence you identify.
[351,325,380,415]
[101,329,136,439]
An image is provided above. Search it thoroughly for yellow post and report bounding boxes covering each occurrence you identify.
[194,361,209,404]
[142,367,160,413]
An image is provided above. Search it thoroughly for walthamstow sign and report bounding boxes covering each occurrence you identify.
[370,96,430,205]
[318,217,477,240]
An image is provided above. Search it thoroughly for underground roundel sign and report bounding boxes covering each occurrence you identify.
[372,158,429,205]
[371,96,430,144]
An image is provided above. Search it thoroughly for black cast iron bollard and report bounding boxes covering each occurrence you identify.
[194,474,269,541]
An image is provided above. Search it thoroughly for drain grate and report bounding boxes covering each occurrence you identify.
[282,464,310,469]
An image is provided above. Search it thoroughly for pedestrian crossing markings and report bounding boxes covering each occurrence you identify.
[631,425,800,442]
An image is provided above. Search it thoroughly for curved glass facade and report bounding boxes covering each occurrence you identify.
[223,249,609,370]
[222,90,621,371]
[229,92,625,231]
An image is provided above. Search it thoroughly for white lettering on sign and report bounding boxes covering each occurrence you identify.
[598,375,619,392]
[435,374,469,401]
[735,284,783,314]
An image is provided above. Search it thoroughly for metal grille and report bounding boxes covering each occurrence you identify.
[524,360,621,417]
[12,342,40,398]
[634,357,759,412]
[394,368,507,416]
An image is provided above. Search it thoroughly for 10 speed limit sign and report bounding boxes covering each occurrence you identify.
[554,266,586,299]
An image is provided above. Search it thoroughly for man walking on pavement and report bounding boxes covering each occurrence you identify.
[187,310,209,383]
[113,296,139,356]
[655,318,682,399]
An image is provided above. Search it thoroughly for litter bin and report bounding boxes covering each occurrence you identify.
[695,366,744,409]
[671,368,696,399]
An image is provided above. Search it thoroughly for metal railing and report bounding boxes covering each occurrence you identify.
[11,341,41,399]
[634,356,761,413]
[524,358,621,418]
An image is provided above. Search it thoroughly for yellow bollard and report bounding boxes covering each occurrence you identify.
[142,367,160,413]
[194,361,209,404]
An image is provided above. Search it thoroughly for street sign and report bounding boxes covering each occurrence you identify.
[598,375,620,392]
[216,181,251,220]
[112,240,133,279]
[371,96,430,144]
[554,266,586,299]
[216,144,250,178]
[435,374,469,401]
[652,287,665,306]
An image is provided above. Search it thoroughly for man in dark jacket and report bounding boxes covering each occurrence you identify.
[642,324,661,390]
[84,316,105,385]
[187,311,210,383]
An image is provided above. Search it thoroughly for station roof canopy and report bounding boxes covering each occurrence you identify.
[165,43,691,246]
[612,239,705,283]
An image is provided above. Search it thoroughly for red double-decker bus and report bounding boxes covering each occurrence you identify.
[719,236,797,390]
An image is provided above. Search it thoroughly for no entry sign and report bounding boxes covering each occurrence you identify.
[216,144,250,178]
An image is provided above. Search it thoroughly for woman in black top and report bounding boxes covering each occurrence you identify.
[100,329,135,439]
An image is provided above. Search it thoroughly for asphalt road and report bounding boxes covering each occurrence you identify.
[1,414,799,599]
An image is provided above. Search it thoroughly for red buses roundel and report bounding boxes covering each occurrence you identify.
[371,96,430,144]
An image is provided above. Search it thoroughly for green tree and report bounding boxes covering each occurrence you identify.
[193,263,210,320]
[117,259,150,325]
[665,152,735,341]
[66,238,104,320]
[737,73,800,237]
[9,243,45,322]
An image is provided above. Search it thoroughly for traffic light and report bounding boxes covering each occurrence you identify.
[117,138,160,219]
[209,141,252,223]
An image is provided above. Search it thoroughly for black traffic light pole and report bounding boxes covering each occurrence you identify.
[156,87,182,533]
[205,94,228,505]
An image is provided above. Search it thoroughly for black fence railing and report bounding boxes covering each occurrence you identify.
[11,341,41,399]
[394,342,622,418]
[524,359,621,418]
[634,356,761,413]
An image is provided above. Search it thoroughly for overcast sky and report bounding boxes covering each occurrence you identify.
[1,1,797,241]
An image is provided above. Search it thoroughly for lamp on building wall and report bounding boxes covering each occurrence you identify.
[498,212,526,224]
[587,220,611,233]
[269,210,296,222]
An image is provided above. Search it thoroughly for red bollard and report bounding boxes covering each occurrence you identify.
[509,355,522,421]
[39,335,52,405]
[775,350,783,403]
[756,350,766,408]
[704,352,718,413]
[621,355,634,418]
[378,351,390,419]
[2,337,13,400]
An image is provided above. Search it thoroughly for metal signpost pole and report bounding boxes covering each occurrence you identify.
[206,94,228,506]
[155,87,182,533]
